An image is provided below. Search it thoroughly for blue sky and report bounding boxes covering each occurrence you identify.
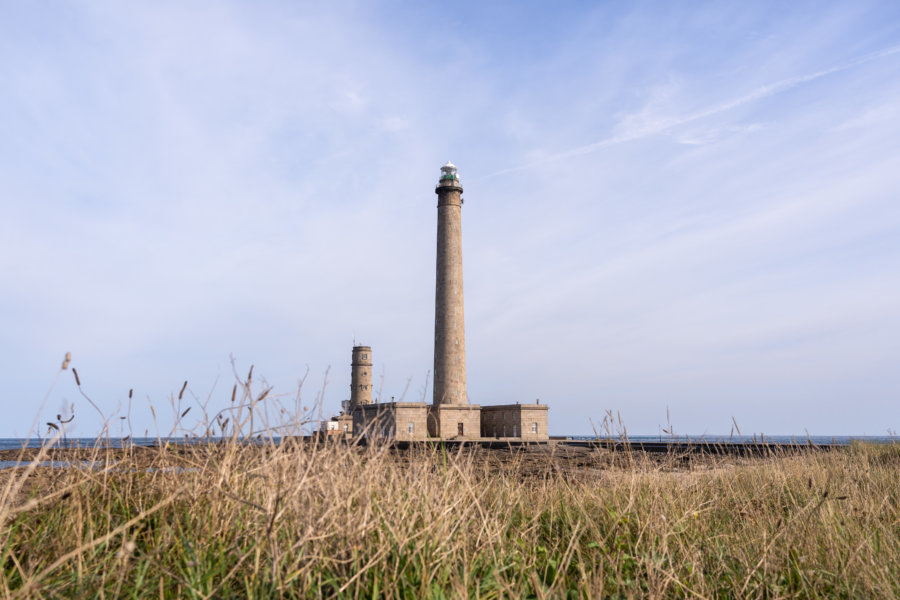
[1,1,899,438]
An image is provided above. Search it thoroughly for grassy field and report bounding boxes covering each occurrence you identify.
[1,436,898,599]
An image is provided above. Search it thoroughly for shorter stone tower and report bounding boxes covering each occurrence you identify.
[349,345,373,410]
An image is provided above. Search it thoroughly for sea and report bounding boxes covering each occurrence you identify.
[1,434,896,453]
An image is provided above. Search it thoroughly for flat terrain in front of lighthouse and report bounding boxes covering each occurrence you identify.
[1,440,899,598]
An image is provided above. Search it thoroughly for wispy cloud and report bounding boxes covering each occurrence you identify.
[482,43,900,179]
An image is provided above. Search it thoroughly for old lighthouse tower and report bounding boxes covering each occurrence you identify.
[428,162,481,437]
[433,161,467,405]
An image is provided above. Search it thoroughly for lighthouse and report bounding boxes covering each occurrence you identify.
[429,162,481,438]
[433,161,467,406]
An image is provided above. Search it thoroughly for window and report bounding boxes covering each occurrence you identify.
[408,422,415,434]
[362,353,367,359]
[531,422,538,434]
[343,424,349,432]
[457,423,464,436]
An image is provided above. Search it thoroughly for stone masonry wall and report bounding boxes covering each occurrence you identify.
[394,405,428,441]
[352,403,428,441]
[432,405,481,439]
[350,346,372,408]
[433,179,467,406]
[481,404,549,440]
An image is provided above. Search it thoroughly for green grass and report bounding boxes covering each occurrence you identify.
[2,438,899,598]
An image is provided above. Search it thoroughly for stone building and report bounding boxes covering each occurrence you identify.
[352,402,429,441]
[428,404,481,439]
[341,163,549,442]
[481,403,549,440]
[330,345,374,436]
[333,413,353,436]
[345,345,430,440]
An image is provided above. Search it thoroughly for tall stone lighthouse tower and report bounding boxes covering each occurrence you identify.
[433,162,467,406]
[431,162,480,438]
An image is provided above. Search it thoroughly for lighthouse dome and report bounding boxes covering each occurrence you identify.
[439,161,459,183]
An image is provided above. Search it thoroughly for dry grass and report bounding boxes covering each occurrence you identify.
[2,363,897,597]
[1,435,898,599]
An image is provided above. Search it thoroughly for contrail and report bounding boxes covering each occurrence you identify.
[480,44,900,179]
